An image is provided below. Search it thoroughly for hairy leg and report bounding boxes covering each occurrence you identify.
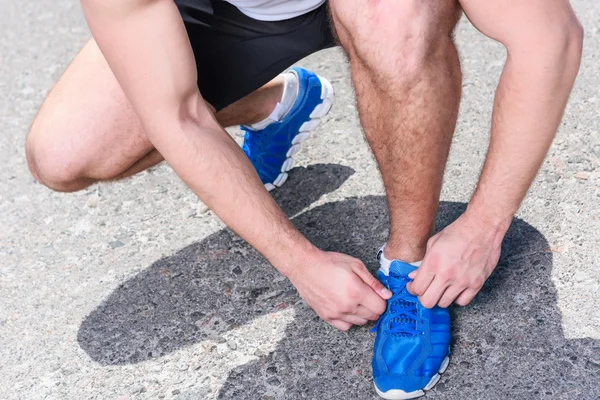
[216,76,284,128]
[330,0,462,262]
[26,39,284,192]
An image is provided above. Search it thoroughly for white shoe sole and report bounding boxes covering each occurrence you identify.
[374,355,450,400]
[264,74,335,192]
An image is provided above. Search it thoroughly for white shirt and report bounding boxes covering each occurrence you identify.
[225,0,326,21]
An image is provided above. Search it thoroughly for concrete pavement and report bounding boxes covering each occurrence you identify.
[1,1,599,399]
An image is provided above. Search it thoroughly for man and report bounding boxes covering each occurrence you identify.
[25,0,582,398]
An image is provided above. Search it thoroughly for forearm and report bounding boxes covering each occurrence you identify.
[467,30,583,233]
[159,105,317,272]
[80,0,316,273]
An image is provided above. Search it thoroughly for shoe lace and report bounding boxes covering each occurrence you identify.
[371,274,422,337]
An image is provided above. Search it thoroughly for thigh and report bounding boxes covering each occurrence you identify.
[28,39,154,180]
[176,0,336,111]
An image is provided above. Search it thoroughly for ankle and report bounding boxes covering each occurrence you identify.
[248,72,298,130]
[263,79,285,119]
[383,244,426,264]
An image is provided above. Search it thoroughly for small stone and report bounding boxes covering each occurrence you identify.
[109,240,125,249]
[266,365,277,374]
[250,287,269,300]
[227,340,237,350]
[86,194,100,208]
[130,386,146,394]
[267,377,281,386]
[544,245,564,253]
[215,335,226,344]
[232,266,242,275]
[567,155,586,164]
[172,389,180,395]
[574,172,589,180]
[177,363,189,371]
[261,290,283,301]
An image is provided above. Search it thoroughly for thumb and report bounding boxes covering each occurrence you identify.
[353,262,392,299]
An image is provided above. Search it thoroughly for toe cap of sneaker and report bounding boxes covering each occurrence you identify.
[374,373,433,397]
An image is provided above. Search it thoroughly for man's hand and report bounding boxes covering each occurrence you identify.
[407,211,507,309]
[287,251,391,331]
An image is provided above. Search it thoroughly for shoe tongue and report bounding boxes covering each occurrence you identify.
[388,260,417,277]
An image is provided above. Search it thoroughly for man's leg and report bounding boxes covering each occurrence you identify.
[28,0,335,193]
[329,0,462,263]
[329,4,461,396]
[26,40,285,192]
[216,76,283,128]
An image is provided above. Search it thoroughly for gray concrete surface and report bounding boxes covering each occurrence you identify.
[1,1,599,399]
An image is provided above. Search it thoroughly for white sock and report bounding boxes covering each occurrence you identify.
[377,244,422,275]
[248,71,299,131]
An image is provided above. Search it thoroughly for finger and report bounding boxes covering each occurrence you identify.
[419,276,452,309]
[438,285,466,308]
[355,305,380,321]
[352,262,392,299]
[407,263,435,297]
[341,314,369,326]
[359,288,388,316]
[329,319,353,332]
[454,288,479,307]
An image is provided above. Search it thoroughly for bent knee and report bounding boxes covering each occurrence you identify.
[331,0,460,70]
[26,127,92,192]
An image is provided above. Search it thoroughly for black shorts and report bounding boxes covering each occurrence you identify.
[175,0,335,111]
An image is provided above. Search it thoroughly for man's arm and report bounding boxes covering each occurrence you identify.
[408,0,583,307]
[79,0,390,330]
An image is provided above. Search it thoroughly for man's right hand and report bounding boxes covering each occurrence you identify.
[287,251,391,331]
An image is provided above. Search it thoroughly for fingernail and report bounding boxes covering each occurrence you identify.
[381,288,392,298]
[408,272,416,279]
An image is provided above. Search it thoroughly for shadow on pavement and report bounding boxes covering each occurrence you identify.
[77,163,599,400]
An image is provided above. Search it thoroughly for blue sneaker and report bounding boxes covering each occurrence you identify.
[241,67,334,191]
[372,254,451,399]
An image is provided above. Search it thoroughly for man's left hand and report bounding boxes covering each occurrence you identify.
[406,210,507,308]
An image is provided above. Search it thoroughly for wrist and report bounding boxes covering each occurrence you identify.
[464,200,512,241]
[267,235,322,280]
